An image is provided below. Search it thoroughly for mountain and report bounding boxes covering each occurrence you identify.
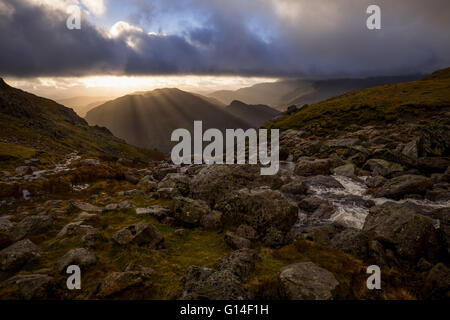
[56,96,110,117]
[224,100,280,127]
[209,75,423,111]
[86,88,258,153]
[0,78,163,167]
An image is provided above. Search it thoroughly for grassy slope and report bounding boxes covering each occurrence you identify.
[268,68,450,132]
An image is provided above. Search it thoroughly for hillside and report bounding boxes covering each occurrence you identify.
[56,96,110,117]
[85,89,276,153]
[209,75,422,111]
[0,78,163,169]
[268,69,450,133]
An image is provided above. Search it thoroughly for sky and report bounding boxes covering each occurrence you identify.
[1,0,450,98]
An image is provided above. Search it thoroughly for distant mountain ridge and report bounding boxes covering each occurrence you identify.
[85,88,279,153]
[209,75,423,111]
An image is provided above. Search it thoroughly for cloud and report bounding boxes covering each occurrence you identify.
[1,0,450,78]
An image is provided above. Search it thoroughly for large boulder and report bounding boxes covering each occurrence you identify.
[10,215,53,241]
[190,164,282,206]
[172,197,211,226]
[215,187,298,236]
[294,159,332,176]
[112,222,164,248]
[279,262,339,300]
[373,174,433,199]
[0,274,54,299]
[363,203,444,263]
[56,248,97,273]
[303,175,344,190]
[0,239,41,271]
[158,173,190,196]
[363,159,404,177]
[330,228,370,260]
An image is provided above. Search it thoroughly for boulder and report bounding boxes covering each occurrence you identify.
[200,211,222,230]
[363,203,444,263]
[0,274,54,300]
[112,222,164,248]
[215,187,298,235]
[138,175,158,191]
[424,263,450,299]
[279,262,339,300]
[300,225,342,245]
[71,201,103,213]
[224,232,252,250]
[136,205,171,220]
[97,271,152,298]
[298,196,328,212]
[235,224,258,241]
[124,172,139,184]
[158,173,190,196]
[417,124,450,157]
[330,228,370,260]
[280,178,307,195]
[56,248,97,273]
[373,174,433,199]
[333,163,356,177]
[363,159,404,177]
[219,249,260,282]
[172,197,211,226]
[303,175,344,189]
[10,215,53,241]
[294,159,332,176]
[0,239,41,271]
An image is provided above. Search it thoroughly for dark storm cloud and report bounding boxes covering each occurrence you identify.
[1,0,450,78]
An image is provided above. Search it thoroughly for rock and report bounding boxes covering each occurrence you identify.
[261,227,286,247]
[136,205,171,220]
[112,222,164,248]
[279,262,339,300]
[301,225,342,245]
[363,159,404,177]
[294,141,322,158]
[365,176,386,188]
[373,174,433,199]
[10,215,53,241]
[363,203,443,263]
[75,212,98,222]
[71,201,103,213]
[190,164,282,206]
[158,173,190,196]
[0,274,54,299]
[333,163,356,177]
[104,203,119,211]
[124,172,139,184]
[424,263,450,299]
[298,196,327,212]
[330,228,370,260]
[172,197,211,226]
[219,249,260,282]
[138,175,157,191]
[417,157,450,172]
[157,187,179,199]
[200,211,222,230]
[294,159,332,176]
[152,166,178,181]
[0,216,14,248]
[426,183,450,202]
[215,187,298,235]
[417,124,450,157]
[235,224,258,241]
[57,221,84,238]
[24,158,40,165]
[174,229,187,237]
[98,271,152,298]
[310,203,335,220]
[118,200,135,209]
[303,175,344,189]
[280,178,307,195]
[402,139,419,159]
[224,232,252,250]
[80,159,100,166]
[326,138,359,148]
[0,239,41,271]
[15,166,32,176]
[431,207,450,250]
[57,248,97,273]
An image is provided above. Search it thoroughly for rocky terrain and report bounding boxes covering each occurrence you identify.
[0,68,449,300]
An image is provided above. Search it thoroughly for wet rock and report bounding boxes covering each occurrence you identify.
[425,183,450,202]
[298,196,328,212]
[417,157,450,172]
[330,228,370,260]
[172,197,211,226]
[365,176,386,188]
[97,271,152,298]
[158,173,190,196]
[279,262,339,300]
[57,248,97,273]
[310,203,335,220]
[112,222,164,248]
[280,178,307,195]
[303,175,344,189]
[0,274,54,299]
[11,215,53,241]
[300,225,342,245]
[363,159,404,177]
[363,203,443,263]
[295,159,332,176]
[215,187,298,235]
[373,174,433,199]
[224,232,252,250]
[200,211,222,230]
[0,239,41,271]
[333,163,356,177]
